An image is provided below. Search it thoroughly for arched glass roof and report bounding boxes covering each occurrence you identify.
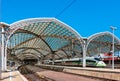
[86,32,120,56]
[7,18,83,60]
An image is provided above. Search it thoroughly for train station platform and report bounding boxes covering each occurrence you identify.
[24,65,103,81]
[63,67,120,80]
[0,71,28,81]
[36,64,120,81]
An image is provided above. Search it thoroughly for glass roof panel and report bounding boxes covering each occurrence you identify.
[7,18,83,60]
[87,32,120,56]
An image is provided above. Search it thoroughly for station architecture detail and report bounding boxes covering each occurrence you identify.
[0,18,120,71]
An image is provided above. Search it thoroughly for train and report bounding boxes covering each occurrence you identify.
[45,57,106,67]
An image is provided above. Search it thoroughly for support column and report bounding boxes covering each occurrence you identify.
[0,24,5,79]
[37,57,41,65]
[4,47,7,71]
[0,22,9,79]
[0,22,9,72]
[83,41,86,68]
[0,34,2,79]
[1,27,5,71]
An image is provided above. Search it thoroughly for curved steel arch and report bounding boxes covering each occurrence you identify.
[9,18,82,38]
[86,31,120,56]
[14,47,43,57]
[87,31,120,48]
[17,54,39,60]
[6,18,84,61]
[17,52,40,59]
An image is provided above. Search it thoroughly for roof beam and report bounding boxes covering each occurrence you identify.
[14,48,44,56]
[15,29,53,52]
[17,52,41,57]
[17,29,77,40]
[11,47,50,59]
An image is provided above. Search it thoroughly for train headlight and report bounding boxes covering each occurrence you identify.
[96,61,106,67]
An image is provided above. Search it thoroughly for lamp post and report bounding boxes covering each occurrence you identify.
[110,26,117,70]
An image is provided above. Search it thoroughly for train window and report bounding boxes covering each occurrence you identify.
[94,58,101,61]
[86,60,95,62]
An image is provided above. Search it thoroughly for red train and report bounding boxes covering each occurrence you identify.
[103,53,118,61]
[97,52,120,65]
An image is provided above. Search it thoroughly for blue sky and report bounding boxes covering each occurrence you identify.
[1,0,120,38]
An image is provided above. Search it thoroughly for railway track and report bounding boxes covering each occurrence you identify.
[24,73,48,81]
[18,65,55,81]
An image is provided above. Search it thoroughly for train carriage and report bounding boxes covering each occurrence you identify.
[52,57,106,67]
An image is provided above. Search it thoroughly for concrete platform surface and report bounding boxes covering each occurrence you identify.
[0,71,28,81]
[65,67,120,73]
[26,65,103,81]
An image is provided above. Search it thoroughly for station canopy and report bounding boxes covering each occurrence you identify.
[86,32,120,56]
[3,18,120,61]
[7,18,83,61]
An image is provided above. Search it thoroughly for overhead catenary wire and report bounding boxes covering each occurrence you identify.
[55,0,77,18]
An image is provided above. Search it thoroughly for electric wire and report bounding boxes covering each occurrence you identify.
[55,0,77,18]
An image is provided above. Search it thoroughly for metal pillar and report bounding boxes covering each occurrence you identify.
[0,51,1,80]
[0,24,5,79]
[4,47,7,71]
[0,22,9,73]
[110,26,117,69]
[83,41,86,68]
[37,57,41,65]
[0,22,9,79]
[1,27,5,71]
